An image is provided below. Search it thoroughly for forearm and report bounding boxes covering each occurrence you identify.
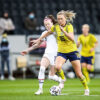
[93,41,98,49]
[63,31,74,41]
[77,42,80,48]
[27,43,40,53]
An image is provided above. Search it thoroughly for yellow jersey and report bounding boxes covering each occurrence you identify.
[51,23,77,53]
[78,33,97,57]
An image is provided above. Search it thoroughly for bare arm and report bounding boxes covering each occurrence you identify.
[94,40,98,49]
[26,42,41,52]
[90,40,99,53]
[77,41,81,48]
[60,26,74,41]
[31,30,52,44]
[21,41,41,56]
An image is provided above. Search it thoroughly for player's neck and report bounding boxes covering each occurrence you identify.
[83,33,89,36]
[61,22,66,27]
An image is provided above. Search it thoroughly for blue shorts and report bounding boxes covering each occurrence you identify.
[57,51,80,62]
[81,56,93,65]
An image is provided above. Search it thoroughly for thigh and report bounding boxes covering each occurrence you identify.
[87,64,92,70]
[71,60,83,78]
[55,56,66,70]
[49,65,56,76]
[81,63,87,68]
[86,56,93,70]
[40,57,50,68]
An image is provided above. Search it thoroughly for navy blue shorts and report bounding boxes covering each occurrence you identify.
[57,51,80,62]
[81,56,93,65]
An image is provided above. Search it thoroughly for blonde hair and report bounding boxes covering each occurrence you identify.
[82,24,90,29]
[57,10,76,22]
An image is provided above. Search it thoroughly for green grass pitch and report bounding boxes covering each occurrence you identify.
[0,78,100,100]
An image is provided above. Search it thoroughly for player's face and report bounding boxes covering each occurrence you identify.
[57,14,66,26]
[44,20,53,30]
[82,25,89,35]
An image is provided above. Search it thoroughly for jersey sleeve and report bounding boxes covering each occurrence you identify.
[41,31,47,41]
[67,24,74,33]
[51,25,55,32]
[91,35,97,43]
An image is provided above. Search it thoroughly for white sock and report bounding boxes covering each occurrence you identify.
[38,66,46,89]
[48,75,61,82]
[39,80,44,90]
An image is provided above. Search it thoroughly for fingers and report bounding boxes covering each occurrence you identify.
[30,39,36,42]
[20,52,24,56]
[32,42,36,45]
[21,52,25,56]
[21,51,27,56]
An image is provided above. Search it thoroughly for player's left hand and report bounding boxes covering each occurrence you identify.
[90,48,94,53]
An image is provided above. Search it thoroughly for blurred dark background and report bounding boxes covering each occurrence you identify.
[0,0,100,35]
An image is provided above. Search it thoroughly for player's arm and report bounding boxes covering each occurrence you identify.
[21,41,41,56]
[90,40,98,53]
[59,26,74,41]
[31,30,52,44]
[77,36,81,48]
[77,41,81,48]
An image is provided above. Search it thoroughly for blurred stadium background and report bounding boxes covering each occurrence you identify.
[0,0,100,79]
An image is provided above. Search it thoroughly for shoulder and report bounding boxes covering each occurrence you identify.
[78,34,83,38]
[66,23,73,29]
[54,23,59,27]
[41,30,47,35]
[89,33,95,38]
[66,23,73,26]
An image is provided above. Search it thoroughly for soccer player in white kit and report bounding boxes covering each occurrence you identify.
[21,15,62,95]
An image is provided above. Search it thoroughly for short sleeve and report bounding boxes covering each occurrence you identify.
[51,25,55,32]
[41,31,47,41]
[67,24,74,33]
[91,35,97,43]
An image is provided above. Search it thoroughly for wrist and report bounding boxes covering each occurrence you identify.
[26,49,29,53]
[63,31,68,35]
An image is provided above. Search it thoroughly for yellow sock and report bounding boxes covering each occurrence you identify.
[90,65,94,72]
[82,67,90,83]
[57,69,65,80]
[80,76,89,89]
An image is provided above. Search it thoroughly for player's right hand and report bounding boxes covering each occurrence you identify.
[21,50,28,56]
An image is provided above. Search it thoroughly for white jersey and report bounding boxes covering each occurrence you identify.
[41,31,58,65]
[41,31,57,54]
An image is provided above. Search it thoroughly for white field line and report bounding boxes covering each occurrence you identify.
[60,92,100,96]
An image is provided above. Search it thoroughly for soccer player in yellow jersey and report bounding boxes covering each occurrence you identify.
[32,10,89,95]
[77,24,98,83]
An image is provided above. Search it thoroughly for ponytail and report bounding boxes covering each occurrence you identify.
[57,10,76,22]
